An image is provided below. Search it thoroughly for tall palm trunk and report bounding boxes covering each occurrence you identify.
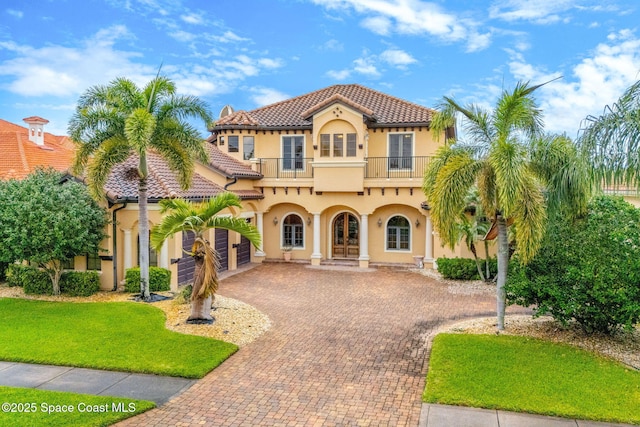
[496,215,509,331]
[188,243,214,323]
[469,242,485,282]
[484,240,491,281]
[138,163,150,301]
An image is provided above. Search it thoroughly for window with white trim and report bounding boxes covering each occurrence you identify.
[282,136,304,170]
[387,216,410,250]
[243,136,254,160]
[228,135,239,153]
[389,133,413,169]
[282,214,304,248]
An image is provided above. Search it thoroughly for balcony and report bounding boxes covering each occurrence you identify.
[257,156,432,180]
[257,158,314,179]
[364,156,431,179]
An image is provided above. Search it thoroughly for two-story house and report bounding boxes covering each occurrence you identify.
[204,83,464,271]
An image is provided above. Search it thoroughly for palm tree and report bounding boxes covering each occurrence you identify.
[578,80,640,190]
[424,81,591,331]
[69,75,212,301]
[150,193,261,323]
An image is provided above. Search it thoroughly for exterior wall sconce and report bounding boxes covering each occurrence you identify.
[358,144,364,149]
[273,217,278,225]
[219,136,225,146]
[307,217,312,225]
[377,218,383,227]
[415,218,421,227]
[313,144,318,150]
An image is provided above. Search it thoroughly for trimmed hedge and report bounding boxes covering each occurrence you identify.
[60,271,101,296]
[124,267,171,293]
[4,264,101,296]
[437,257,497,281]
[5,264,51,294]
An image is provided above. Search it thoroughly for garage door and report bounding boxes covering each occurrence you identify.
[237,235,251,266]
[215,229,229,272]
[178,232,196,285]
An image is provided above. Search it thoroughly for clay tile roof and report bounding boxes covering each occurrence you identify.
[301,93,375,120]
[215,84,435,130]
[0,118,75,180]
[103,151,262,202]
[205,144,262,179]
[215,110,260,127]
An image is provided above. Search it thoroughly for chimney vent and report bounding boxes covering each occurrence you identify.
[23,116,49,146]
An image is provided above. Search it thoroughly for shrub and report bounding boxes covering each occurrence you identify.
[507,196,640,335]
[5,264,26,287]
[20,266,52,295]
[124,267,171,293]
[5,264,51,294]
[0,261,8,282]
[60,271,101,296]
[437,257,497,281]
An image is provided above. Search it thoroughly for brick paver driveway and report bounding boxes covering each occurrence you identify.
[119,263,526,426]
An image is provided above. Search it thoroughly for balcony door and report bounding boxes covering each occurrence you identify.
[332,212,359,259]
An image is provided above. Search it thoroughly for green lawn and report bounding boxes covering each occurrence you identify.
[0,298,238,378]
[424,333,640,425]
[0,386,155,427]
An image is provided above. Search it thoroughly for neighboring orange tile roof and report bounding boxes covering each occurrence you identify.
[205,144,262,179]
[0,118,75,180]
[214,84,435,130]
[102,151,263,202]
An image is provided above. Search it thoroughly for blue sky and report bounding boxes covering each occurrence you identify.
[1,0,639,139]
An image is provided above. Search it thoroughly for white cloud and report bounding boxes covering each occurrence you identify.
[361,16,392,35]
[326,69,352,80]
[506,29,640,135]
[489,0,600,24]
[181,13,205,25]
[6,9,23,19]
[353,56,380,77]
[320,39,344,52]
[169,30,196,42]
[250,87,290,106]
[0,25,147,98]
[379,49,417,68]
[311,0,483,50]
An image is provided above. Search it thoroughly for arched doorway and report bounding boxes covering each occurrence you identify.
[332,212,359,258]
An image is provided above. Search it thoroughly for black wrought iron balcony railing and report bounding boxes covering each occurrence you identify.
[256,156,432,179]
[364,156,431,179]
[257,158,314,179]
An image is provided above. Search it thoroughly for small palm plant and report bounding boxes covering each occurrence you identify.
[150,193,261,323]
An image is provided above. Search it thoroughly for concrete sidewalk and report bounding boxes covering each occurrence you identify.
[420,403,635,427]
[0,361,195,405]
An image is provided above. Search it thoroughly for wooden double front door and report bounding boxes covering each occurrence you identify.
[332,212,359,259]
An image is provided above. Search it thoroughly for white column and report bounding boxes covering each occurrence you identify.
[359,214,370,268]
[311,213,322,264]
[159,239,170,269]
[359,214,370,260]
[123,228,133,271]
[425,215,433,262]
[255,212,265,257]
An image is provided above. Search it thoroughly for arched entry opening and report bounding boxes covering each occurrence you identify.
[332,212,359,258]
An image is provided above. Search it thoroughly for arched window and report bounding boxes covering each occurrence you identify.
[282,214,304,248]
[387,216,410,251]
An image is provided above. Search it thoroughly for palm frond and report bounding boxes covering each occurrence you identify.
[205,215,262,249]
[489,140,529,218]
[530,134,592,217]
[511,173,547,263]
[426,146,482,249]
[86,137,131,200]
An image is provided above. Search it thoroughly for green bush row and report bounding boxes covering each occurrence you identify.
[436,257,497,280]
[124,267,171,293]
[5,264,100,296]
